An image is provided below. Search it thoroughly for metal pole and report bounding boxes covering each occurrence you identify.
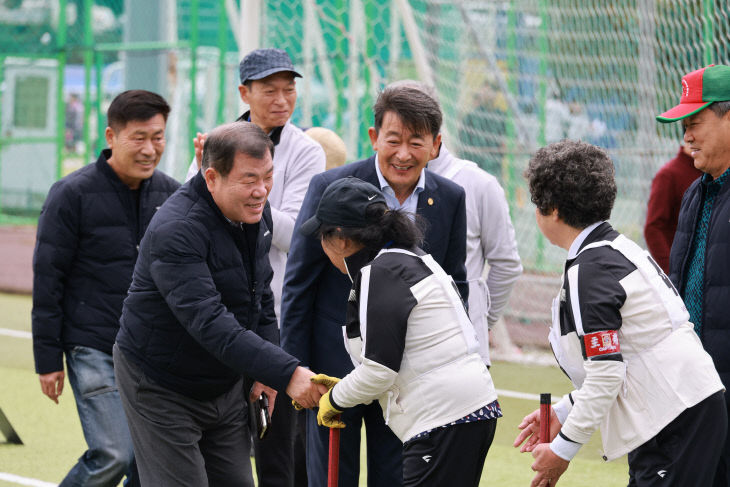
[346,0,363,157]
[505,2,517,191]
[362,0,378,158]
[83,0,93,164]
[217,0,227,125]
[95,51,103,153]
[456,3,534,152]
[189,0,200,164]
[302,0,315,128]
[56,0,68,181]
[703,0,714,65]
[0,56,4,215]
[240,0,261,56]
[333,0,347,142]
[536,0,548,270]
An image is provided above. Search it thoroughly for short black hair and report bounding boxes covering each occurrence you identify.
[373,85,442,140]
[201,122,274,178]
[524,140,616,229]
[107,90,170,132]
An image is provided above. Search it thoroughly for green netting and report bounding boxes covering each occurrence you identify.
[2,1,729,350]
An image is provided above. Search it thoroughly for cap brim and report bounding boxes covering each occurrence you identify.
[299,215,321,237]
[244,67,303,83]
[656,101,712,123]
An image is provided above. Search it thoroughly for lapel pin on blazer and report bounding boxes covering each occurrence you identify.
[427,197,434,206]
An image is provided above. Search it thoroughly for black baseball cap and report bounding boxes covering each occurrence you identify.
[239,48,302,84]
[299,177,387,237]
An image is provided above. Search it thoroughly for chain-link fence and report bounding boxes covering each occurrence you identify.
[2,0,729,358]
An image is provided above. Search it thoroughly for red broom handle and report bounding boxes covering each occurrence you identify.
[540,393,551,443]
[328,415,341,487]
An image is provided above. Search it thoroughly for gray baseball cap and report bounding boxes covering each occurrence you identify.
[239,48,302,84]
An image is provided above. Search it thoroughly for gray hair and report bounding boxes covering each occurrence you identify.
[709,100,730,119]
[201,122,274,177]
[387,79,439,103]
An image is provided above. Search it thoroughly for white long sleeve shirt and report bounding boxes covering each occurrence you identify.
[549,223,723,461]
[427,144,522,364]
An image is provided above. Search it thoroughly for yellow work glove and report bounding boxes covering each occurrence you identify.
[310,373,341,390]
[317,389,345,428]
[291,373,343,410]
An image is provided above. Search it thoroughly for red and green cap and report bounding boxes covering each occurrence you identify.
[657,65,730,123]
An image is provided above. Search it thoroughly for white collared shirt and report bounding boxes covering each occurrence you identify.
[374,154,425,216]
[567,221,604,259]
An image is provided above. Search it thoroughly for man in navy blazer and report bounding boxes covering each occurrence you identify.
[280,85,468,486]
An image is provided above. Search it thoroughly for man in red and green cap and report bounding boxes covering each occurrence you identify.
[658,64,730,487]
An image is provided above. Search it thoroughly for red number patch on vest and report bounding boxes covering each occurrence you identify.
[583,330,620,357]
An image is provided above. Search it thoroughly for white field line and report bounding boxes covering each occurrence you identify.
[496,388,541,402]
[0,473,57,487]
[0,328,32,339]
[496,389,561,404]
[1,327,558,404]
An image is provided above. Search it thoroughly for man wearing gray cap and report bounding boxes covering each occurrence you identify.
[186,48,325,487]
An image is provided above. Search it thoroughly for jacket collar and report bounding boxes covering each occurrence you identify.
[343,247,379,282]
[97,149,150,192]
[191,171,234,227]
[236,111,285,146]
[568,221,615,259]
[700,166,730,188]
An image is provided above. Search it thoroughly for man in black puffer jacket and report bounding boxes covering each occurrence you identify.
[32,90,179,487]
[114,122,325,486]
[658,64,730,487]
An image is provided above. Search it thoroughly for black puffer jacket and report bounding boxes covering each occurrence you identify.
[669,175,730,398]
[116,173,299,400]
[32,150,179,374]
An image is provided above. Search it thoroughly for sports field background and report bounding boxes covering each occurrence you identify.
[0,292,628,486]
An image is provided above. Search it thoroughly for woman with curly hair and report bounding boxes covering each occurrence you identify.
[515,140,726,487]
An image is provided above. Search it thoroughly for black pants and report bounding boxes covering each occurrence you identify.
[402,418,497,487]
[711,392,730,487]
[253,390,307,487]
[628,391,727,487]
[114,344,254,487]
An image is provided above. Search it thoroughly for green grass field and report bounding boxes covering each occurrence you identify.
[0,293,628,486]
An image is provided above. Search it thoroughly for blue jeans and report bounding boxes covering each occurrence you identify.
[61,345,138,487]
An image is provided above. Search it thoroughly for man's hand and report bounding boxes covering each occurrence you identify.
[514,407,561,453]
[39,371,65,404]
[317,389,345,428]
[286,367,327,409]
[250,381,277,418]
[193,132,208,168]
[294,373,342,410]
[310,373,341,390]
[529,443,569,487]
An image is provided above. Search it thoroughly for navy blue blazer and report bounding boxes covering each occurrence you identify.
[279,156,468,377]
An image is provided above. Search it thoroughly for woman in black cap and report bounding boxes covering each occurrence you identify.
[300,176,500,487]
